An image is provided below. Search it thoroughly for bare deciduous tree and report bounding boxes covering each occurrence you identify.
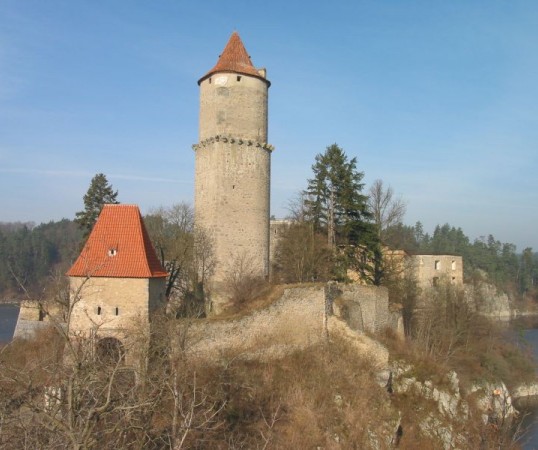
[272,222,333,283]
[144,204,215,317]
[224,252,268,308]
[367,179,406,243]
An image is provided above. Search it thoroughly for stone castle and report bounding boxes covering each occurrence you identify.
[13,32,464,366]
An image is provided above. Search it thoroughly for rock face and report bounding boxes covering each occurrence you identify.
[392,362,518,449]
[513,382,538,398]
[465,281,513,318]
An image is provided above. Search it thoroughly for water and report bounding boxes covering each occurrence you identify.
[0,304,19,343]
[515,325,538,450]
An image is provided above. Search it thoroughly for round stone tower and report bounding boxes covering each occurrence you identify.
[194,32,273,309]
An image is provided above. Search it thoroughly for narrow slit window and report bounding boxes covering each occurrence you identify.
[435,260,441,271]
[115,307,119,316]
[97,306,102,316]
[237,75,242,82]
[451,260,456,271]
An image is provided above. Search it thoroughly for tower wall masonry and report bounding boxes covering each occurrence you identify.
[199,73,268,142]
[195,140,270,281]
[69,277,165,336]
[194,35,272,311]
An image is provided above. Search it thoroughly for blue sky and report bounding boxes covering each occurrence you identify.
[1,0,537,251]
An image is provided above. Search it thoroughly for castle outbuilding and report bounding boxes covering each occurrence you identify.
[66,204,167,363]
[193,32,273,311]
[410,254,463,289]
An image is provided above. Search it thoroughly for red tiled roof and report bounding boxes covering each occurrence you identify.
[67,204,167,278]
[198,31,269,85]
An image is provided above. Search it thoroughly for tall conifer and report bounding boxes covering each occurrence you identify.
[75,173,119,238]
[303,144,380,283]
[304,144,372,248]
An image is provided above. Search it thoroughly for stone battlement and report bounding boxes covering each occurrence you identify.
[192,135,274,152]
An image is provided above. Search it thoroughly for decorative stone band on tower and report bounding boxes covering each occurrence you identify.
[194,32,273,311]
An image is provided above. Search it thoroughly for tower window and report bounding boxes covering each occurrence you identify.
[232,185,235,189]
[97,306,102,316]
[451,260,456,270]
[237,75,242,82]
[434,260,441,270]
[115,307,119,316]
[209,77,212,84]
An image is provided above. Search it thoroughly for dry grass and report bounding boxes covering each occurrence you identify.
[209,282,325,321]
[164,337,400,449]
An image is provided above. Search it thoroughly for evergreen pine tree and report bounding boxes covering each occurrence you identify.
[75,173,119,238]
[304,144,372,248]
[304,144,379,282]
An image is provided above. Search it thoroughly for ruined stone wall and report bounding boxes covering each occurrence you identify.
[13,300,65,339]
[13,316,51,340]
[181,284,391,368]
[411,255,463,289]
[333,285,390,334]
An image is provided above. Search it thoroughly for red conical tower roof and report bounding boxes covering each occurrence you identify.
[67,204,167,278]
[198,31,269,85]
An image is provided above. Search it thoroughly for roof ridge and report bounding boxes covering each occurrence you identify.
[138,207,163,278]
[135,207,152,276]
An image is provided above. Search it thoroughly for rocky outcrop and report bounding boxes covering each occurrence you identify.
[513,382,538,399]
[465,281,513,319]
[392,361,518,449]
